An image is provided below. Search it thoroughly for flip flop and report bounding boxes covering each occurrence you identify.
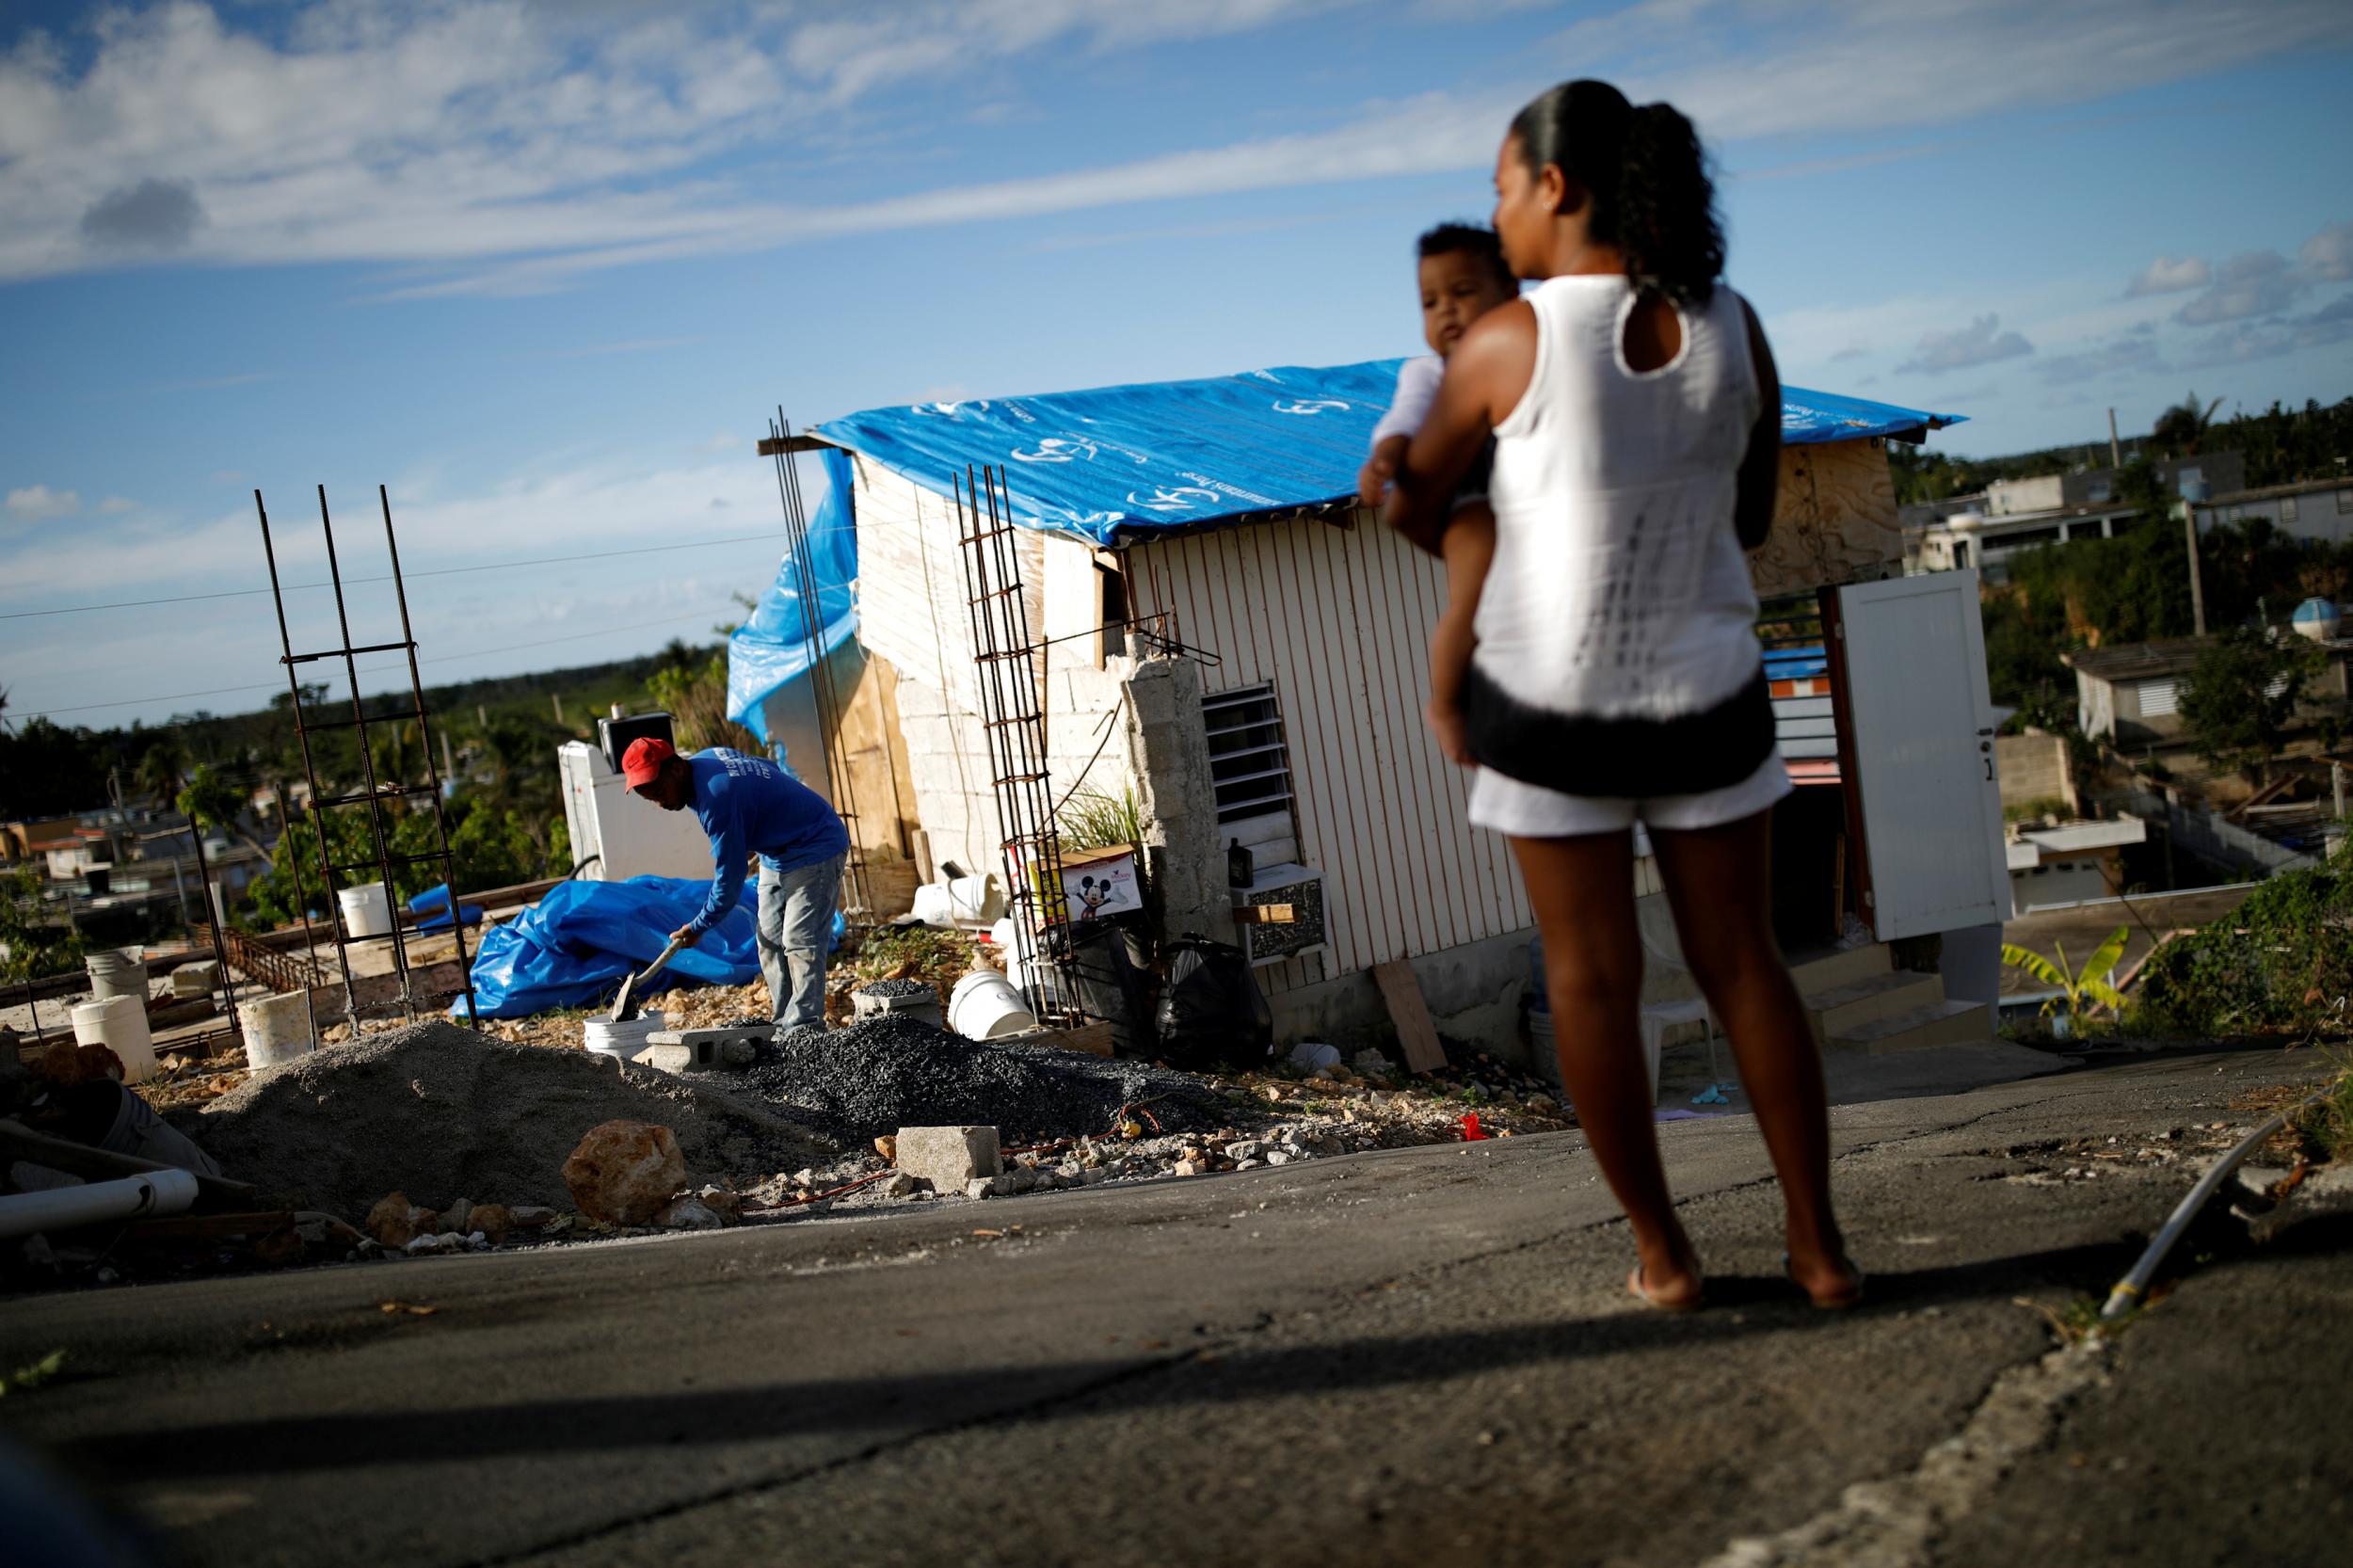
[1627,1264,1705,1313]
[1784,1252,1865,1310]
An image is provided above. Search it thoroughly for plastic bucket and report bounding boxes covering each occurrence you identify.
[86,946,149,1001]
[584,1010,664,1064]
[238,990,316,1070]
[339,882,393,938]
[949,970,1035,1040]
[71,995,156,1085]
[913,873,1002,928]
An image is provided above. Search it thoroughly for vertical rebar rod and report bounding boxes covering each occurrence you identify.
[256,491,345,1026]
[769,416,870,922]
[378,485,479,1028]
[315,485,416,1030]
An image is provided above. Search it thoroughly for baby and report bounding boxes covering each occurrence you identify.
[1357,223,1517,766]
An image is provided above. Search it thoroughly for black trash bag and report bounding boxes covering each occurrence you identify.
[1053,919,1149,1055]
[1155,936,1273,1071]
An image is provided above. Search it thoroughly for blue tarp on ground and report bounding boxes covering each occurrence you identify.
[725,446,859,746]
[456,875,760,1019]
[814,359,1964,545]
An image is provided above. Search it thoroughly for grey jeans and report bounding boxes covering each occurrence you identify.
[759,854,844,1034]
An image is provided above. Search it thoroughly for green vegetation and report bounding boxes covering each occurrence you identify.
[2290,1054,2353,1163]
[1057,785,1148,852]
[1893,393,2353,505]
[0,864,84,983]
[0,1350,67,1397]
[2001,925,2129,1035]
[2178,628,2325,783]
[2003,796,2073,824]
[2134,865,2353,1036]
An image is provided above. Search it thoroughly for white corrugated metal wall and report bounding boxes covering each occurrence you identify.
[1127,512,1559,996]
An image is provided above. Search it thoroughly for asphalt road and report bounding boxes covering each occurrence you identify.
[2,1044,2345,1568]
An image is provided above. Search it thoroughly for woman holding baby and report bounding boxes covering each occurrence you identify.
[1385,80,1858,1312]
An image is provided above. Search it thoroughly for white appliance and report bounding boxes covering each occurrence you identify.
[557,741,714,883]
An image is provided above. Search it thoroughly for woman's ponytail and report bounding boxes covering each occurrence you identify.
[1510,80,1723,306]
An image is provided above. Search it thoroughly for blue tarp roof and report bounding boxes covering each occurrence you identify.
[725,446,858,750]
[815,357,1963,547]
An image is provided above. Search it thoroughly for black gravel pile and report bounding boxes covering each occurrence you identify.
[854,978,932,1000]
[716,1016,1229,1143]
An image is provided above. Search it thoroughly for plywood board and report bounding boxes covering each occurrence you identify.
[1749,439,1903,598]
[1371,958,1448,1074]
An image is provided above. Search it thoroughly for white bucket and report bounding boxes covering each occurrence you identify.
[238,990,316,1070]
[339,881,393,938]
[584,1010,664,1064]
[913,873,1003,928]
[86,946,149,1001]
[949,970,1034,1040]
[72,996,156,1085]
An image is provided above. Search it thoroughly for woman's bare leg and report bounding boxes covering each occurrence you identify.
[1511,830,1701,1305]
[1649,809,1852,1302]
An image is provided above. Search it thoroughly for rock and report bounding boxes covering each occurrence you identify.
[367,1192,421,1248]
[882,1172,924,1198]
[792,1167,817,1189]
[1266,1150,1292,1166]
[895,1125,1003,1190]
[403,1231,461,1256]
[508,1206,559,1230]
[440,1198,473,1237]
[719,1038,759,1068]
[1173,1160,1203,1177]
[692,1186,744,1223]
[561,1120,687,1227]
[654,1197,725,1231]
[965,1178,995,1200]
[1223,1140,1266,1162]
[873,1135,899,1162]
[1351,1048,1396,1078]
[468,1203,511,1245]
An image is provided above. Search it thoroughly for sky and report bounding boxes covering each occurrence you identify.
[3,0,2351,731]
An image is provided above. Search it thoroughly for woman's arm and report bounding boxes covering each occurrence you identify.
[1736,297,1781,552]
[1384,300,1537,557]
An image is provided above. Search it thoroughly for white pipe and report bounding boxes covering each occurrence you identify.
[0,1170,200,1240]
[2099,1092,2322,1320]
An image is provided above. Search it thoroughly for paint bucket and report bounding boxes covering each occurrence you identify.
[85,946,149,1002]
[913,873,1004,928]
[339,882,393,939]
[238,990,316,1071]
[71,996,156,1085]
[949,970,1035,1040]
[584,1010,664,1064]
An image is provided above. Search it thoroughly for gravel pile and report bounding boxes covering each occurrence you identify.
[855,978,932,999]
[186,1020,837,1219]
[711,1016,1229,1143]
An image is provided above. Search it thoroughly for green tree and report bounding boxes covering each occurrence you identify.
[2177,628,2323,782]
[0,864,83,983]
[2001,926,2129,1037]
[2151,391,2225,456]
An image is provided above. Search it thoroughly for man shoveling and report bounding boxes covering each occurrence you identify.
[622,737,850,1036]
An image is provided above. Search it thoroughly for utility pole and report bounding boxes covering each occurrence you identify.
[2107,408,2122,470]
[552,693,565,725]
[2182,500,2207,638]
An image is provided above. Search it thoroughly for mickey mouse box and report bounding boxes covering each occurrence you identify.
[1059,844,1143,921]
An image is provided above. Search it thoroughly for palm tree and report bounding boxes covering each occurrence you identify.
[135,739,188,808]
[2151,391,2226,456]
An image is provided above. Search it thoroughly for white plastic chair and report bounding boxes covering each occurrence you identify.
[1635,898,1726,1103]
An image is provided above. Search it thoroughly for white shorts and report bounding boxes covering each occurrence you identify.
[1467,746,1794,840]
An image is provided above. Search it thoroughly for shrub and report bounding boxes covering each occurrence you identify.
[2131,864,2353,1035]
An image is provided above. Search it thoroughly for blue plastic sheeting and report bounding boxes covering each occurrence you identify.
[726,447,859,744]
[408,884,484,934]
[1764,645,1829,681]
[457,875,760,1019]
[815,360,1963,545]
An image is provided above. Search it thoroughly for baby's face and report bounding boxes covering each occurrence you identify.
[1419,250,1516,359]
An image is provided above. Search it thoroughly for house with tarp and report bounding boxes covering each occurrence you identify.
[752,359,2012,1061]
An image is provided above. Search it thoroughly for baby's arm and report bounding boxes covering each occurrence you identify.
[1426,504,1497,766]
[1358,434,1409,511]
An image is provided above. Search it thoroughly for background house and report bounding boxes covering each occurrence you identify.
[2192,474,2353,544]
[776,360,2005,1060]
[2068,634,2353,748]
[1907,452,2245,581]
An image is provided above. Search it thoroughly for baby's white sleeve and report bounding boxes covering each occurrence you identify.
[1369,357,1443,450]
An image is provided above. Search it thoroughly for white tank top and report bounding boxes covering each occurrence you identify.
[1475,275,1764,722]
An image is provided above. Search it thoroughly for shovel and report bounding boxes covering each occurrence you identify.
[610,936,686,1024]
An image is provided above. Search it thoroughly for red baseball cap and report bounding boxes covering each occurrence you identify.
[621,736,678,788]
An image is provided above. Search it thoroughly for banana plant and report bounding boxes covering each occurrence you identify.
[2001,925,2131,1036]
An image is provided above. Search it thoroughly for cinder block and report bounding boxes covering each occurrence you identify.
[895,1125,1002,1188]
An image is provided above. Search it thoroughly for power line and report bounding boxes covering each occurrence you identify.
[0,530,794,621]
[9,610,728,722]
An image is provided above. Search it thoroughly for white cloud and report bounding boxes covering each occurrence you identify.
[6,485,81,520]
[2302,220,2353,282]
[2031,334,2167,386]
[3,0,2348,296]
[2174,250,2303,326]
[1896,313,2033,375]
[2124,254,2210,297]
[96,495,140,515]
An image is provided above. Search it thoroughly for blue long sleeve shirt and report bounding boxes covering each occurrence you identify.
[683,748,850,937]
